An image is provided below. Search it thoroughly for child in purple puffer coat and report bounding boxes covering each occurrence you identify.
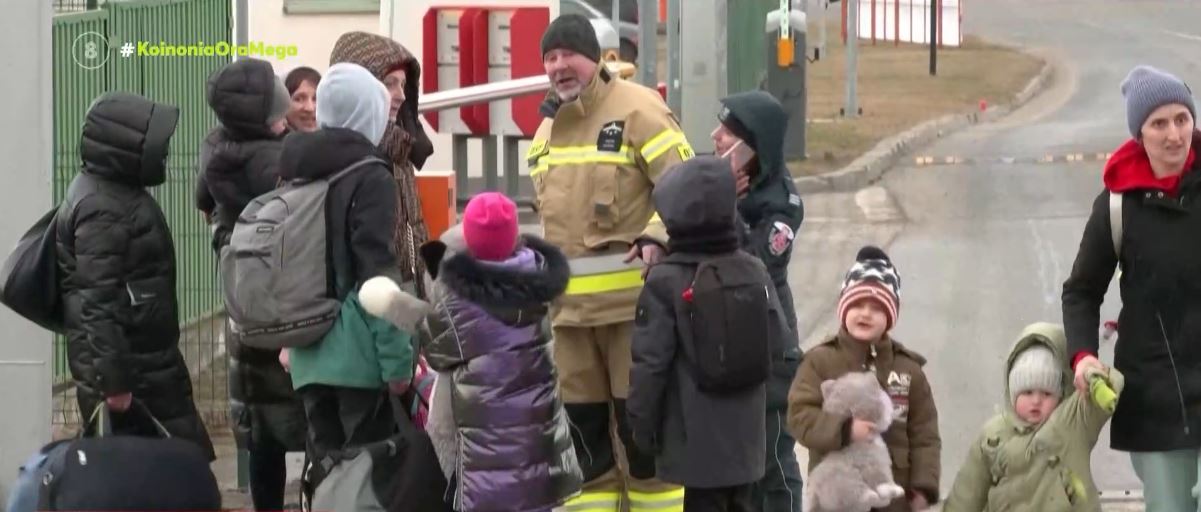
[418,192,584,512]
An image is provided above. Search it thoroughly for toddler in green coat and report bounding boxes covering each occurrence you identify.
[944,322,1123,512]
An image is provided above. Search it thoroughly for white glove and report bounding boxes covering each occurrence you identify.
[360,276,431,332]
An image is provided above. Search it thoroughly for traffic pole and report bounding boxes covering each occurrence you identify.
[929,0,938,76]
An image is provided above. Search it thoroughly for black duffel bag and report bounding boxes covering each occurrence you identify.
[36,401,221,511]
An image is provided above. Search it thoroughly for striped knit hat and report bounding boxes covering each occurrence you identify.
[838,246,901,330]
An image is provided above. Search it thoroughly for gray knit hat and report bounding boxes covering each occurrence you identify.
[1008,346,1061,404]
[1121,65,1196,138]
[267,75,291,125]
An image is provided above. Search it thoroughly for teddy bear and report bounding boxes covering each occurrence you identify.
[803,371,906,512]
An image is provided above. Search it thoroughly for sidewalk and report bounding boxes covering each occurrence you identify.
[211,431,305,510]
[212,432,1144,511]
[794,444,1144,511]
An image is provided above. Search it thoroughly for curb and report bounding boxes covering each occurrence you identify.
[793,52,1056,194]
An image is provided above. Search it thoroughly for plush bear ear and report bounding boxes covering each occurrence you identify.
[820,379,836,399]
[419,240,448,280]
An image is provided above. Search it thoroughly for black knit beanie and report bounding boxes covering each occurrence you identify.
[541,14,601,63]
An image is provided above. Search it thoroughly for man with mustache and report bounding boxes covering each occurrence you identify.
[527,13,694,512]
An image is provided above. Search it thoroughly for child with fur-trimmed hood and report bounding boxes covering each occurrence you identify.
[787,247,941,511]
[418,192,584,512]
[944,323,1124,512]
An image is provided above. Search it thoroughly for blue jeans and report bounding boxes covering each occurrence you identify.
[754,408,803,512]
[1131,449,1201,512]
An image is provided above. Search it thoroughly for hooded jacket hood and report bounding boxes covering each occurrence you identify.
[316,62,391,146]
[719,90,789,189]
[1002,322,1073,427]
[653,155,740,253]
[1103,131,1199,196]
[206,58,286,141]
[422,226,569,327]
[80,91,179,188]
[329,31,433,170]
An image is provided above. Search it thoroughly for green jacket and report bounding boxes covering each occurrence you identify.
[944,322,1124,512]
[288,291,414,391]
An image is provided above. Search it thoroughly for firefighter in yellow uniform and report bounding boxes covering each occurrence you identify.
[529,14,693,512]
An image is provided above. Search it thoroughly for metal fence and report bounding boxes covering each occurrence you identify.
[51,0,232,430]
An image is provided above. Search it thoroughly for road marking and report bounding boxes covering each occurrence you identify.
[1166,30,1201,43]
[855,186,904,222]
[909,152,1113,167]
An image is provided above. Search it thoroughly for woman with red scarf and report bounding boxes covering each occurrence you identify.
[1062,65,1200,512]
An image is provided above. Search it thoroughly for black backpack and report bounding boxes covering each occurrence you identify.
[0,206,65,333]
[669,251,772,393]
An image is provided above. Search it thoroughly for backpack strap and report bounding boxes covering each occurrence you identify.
[327,157,389,184]
[1108,191,1122,258]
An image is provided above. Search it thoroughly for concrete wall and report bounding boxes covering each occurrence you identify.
[247,0,378,75]
[0,0,54,503]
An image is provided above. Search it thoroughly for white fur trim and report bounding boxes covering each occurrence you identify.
[359,276,431,332]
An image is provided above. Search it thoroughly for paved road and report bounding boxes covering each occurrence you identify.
[787,0,1201,502]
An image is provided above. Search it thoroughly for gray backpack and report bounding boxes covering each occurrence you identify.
[220,157,386,350]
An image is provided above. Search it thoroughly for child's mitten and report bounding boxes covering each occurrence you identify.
[360,276,431,332]
[1087,369,1119,414]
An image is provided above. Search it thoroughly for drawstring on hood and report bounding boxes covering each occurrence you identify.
[316,63,391,146]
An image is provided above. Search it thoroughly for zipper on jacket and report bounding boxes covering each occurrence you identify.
[1157,312,1191,435]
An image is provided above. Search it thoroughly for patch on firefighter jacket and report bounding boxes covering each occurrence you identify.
[886,370,913,422]
[597,121,625,153]
[768,221,795,256]
[527,139,548,167]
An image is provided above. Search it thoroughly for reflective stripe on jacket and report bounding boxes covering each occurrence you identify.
[529,66,694,327]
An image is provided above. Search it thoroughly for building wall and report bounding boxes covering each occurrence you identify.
[247,0,378,75]
[0,0,53,503]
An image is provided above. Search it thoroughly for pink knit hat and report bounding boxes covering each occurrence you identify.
[462,192,519,261]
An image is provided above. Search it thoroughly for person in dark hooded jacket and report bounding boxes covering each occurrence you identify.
[330,31,434,299]
[56,91,215,461]
[195,58,289,246]
[280,62,415,494]
[628,156,794,511]
[1062,64,1201,512]
[712,90,805,512]
[194,57,306,512]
